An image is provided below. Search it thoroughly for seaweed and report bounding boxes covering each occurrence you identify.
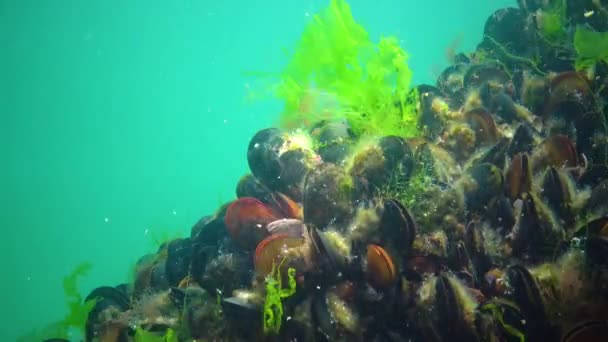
[17,262,97,341]
[134,327,179,342]
[275,0,419,139]
[262,258,297,335]
[574,26,608,70]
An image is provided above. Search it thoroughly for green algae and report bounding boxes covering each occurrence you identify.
[17,263,97,342]
[134,327,179,342]
[263,259,297,335]
[275,0,419,139]
[574,26,608,70]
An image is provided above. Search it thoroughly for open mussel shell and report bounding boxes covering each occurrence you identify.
[84,285,131,342]
[506,152,532,202]
[365,244,398,290]
[306,227,349,278]
[224,197,280,250]
[303,163,353,229]
[542,71,592,120]
[254,233,306,278]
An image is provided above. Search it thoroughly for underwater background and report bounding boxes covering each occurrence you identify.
[1,0,516,340]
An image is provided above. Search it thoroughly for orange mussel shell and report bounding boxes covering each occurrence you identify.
[366,244,397,289]
[254,233,305,278]
[224,197,280,250]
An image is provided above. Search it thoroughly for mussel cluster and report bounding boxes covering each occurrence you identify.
[68,2,608,342]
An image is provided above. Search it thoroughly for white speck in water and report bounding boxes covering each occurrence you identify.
[304,12,310,17]
[144,228,149,236]
[316,285,321,290]
[26,276,31,281]
[256,224,263,228]
[207,107,212,113]
[287,316,292,321]
[104,217,109,223]
[172,210,177,216]
[224,119,228,124]
[254,143,260,149]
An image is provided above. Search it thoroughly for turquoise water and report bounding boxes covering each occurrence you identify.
[2,0,513,340]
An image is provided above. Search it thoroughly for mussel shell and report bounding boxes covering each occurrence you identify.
[266,218,306,237]
[542,72,592,120]
[165,238,193,287]
[379,199,417,254]
[585,216,608,268]
[466,162,503,214]
[236,173,273,202]
[379,136,415,181]
[541,167,574,226]
[366,244,398,290]
[437,64,468,107]
[303,164,353,229]
[222,296,262,339]
[506,265,550,341]
[254,233,306,277]
[307,227,349,276]
[584,180,608,217]
[417,84,448,139]
[508,123,537,157]
[478,7,533,57]
[247,128,285,189]
[85,286,130,342]
[311,120,353,164]
[562,320,608,342]
[224,197,278,250]
[464,62,511,90]
[506,153,532,202]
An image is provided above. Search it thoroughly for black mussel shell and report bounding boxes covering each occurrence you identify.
[236,173,273,202]
[303,164,353,229]
[479,7,534,57]
[379,136,415,181]
[247,128,285,189]
[562,320,608,342]
[585,216,608,268]
[464,62,511,90]
[311,120,354,165]
[417,84,448,139]
[478,139,509,169]
[508,123,537,157]
[465,221,492,286]
[85,286,130,342]
[506,265,555,341]
[221,296,262,340]
[165,238,193,287]
[380,199,417,254]
[466,162,503,214]
[437,64,468,107]
[541,167,574,226]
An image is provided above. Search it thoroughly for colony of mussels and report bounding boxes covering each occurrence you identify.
[75,2,608,342]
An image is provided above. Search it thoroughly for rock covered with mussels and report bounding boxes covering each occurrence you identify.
[50,1,608,341]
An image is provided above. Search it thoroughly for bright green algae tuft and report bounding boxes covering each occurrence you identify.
[275,0,419,139]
